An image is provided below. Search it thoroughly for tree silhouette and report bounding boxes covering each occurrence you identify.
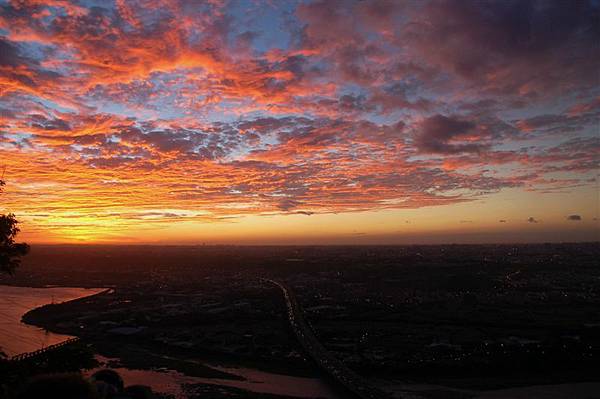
[0,179,29,274]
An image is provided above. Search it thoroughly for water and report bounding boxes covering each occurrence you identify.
[90,356,341,398]
[0,285,105,357]
[0,284,340,398]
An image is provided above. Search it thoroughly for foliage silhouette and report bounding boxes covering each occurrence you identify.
[0,179,29,274]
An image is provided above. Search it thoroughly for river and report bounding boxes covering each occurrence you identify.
[0,284,341,398]
[0,285,105,358]
[89,355,340,399]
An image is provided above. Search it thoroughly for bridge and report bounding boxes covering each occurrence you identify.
[265,279,391,399]
[10,337,81,362]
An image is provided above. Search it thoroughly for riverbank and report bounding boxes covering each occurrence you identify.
[17,283,343,398]
[0,285,106,358]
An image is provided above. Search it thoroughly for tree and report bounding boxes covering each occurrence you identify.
[0,179,29,274]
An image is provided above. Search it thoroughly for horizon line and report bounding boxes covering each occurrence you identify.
[25,241,600,247]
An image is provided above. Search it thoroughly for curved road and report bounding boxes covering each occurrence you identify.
[265,279,391,399]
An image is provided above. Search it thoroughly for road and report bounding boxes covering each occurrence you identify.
[265,279,391,399]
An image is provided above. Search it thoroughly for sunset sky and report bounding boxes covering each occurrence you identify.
[0,0,598,244]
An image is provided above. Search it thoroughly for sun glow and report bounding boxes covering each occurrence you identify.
[0,0,597,244]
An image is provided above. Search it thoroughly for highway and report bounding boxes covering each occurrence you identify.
[265,279,391,399]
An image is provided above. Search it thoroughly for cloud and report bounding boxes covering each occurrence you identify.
[527,217,538,223]
[401,0,599,96]
[415,115,488,154]
[567,215,582,221]
[515,108,600,135]
[0,37,29,67]
[277,199,301,212]
[0,1,597,240]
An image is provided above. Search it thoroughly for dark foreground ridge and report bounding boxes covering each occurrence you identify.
[265,278,392,399]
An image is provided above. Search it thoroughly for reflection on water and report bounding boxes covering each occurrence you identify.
[209,364,340,398]
[91,356,340,399]
[0,285,105,357]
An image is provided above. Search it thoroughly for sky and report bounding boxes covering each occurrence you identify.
[0,0,598,244]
